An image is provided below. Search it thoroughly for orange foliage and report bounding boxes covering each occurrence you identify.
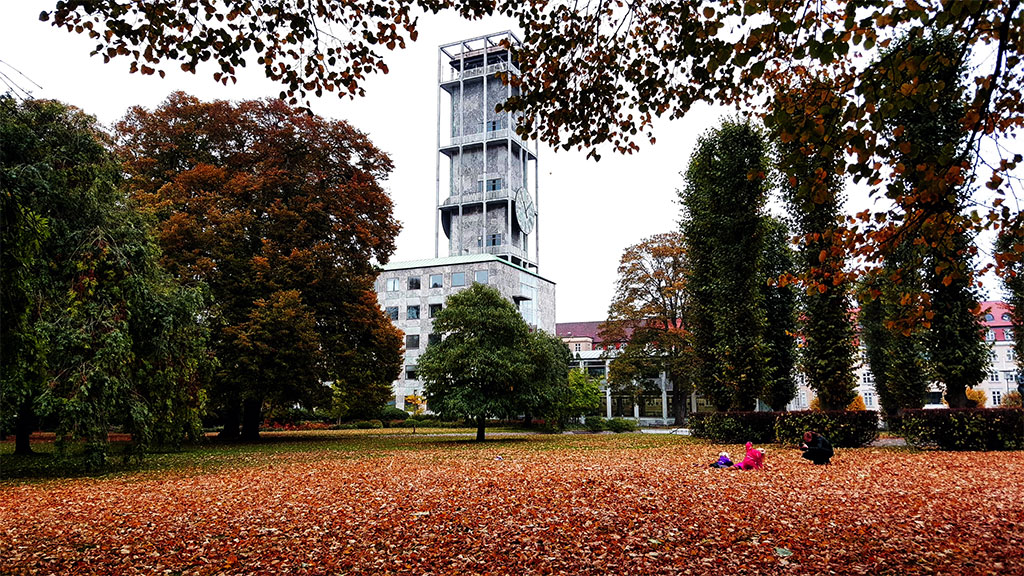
[2,436,1023,575]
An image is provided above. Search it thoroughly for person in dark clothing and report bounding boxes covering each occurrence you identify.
[800,431,834,465]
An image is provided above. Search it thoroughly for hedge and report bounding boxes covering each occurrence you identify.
[900,408,1023,451]
[689,410,879,448]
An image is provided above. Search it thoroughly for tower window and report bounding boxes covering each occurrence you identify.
[385,306,399,320]
[475,270,488,284]
[406,335,420,349]
[408,277,421,290]
[485,178,502,192]
[452,272,466,287]
[429,274,443,288]
[385,278,399,291]
[429,303,443,317]
[486,234,502,247]
[407,306,420,320]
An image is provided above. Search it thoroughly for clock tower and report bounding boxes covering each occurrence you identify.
[436,32,540,272]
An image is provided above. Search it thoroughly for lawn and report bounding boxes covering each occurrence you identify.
[1,432,1021,575]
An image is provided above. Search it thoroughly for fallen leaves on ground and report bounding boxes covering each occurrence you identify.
[1,435,1022,575]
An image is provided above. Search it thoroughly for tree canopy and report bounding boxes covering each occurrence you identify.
[116,92,403,440]
[1,96,210,468]
[416,283,568,441]
[600,232,694,424]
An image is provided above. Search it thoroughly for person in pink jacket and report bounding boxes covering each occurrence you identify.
[734,441,765,470]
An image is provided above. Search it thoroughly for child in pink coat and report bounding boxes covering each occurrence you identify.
[734,442,765,470]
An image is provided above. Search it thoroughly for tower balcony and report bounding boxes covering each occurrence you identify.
[440,61,521,87]
[440,187,513,208]
[439,128,537,159]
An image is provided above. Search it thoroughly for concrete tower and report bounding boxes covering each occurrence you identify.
[436,32,540,271]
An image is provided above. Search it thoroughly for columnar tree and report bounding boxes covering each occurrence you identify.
[600,232,694,424]
[681,120,770,411]
[416,284,535,441]
[0,97,210,467]
[760,216,799,411]
[768,76,858,410]
[116,92,402,440]
[996,225,1024,399]
[868,32,989,408]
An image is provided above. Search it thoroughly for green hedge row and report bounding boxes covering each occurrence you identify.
[899,408,1023,450]
[689,410,879,448]
[584,416,639,433]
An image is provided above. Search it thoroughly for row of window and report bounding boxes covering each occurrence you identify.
[386,303,444,321]
[984,312,1013,322]
[385,270,488,292]
[986,328,1014,341]
[989,371,1019,382]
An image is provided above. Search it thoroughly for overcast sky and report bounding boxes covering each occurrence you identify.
[1,3,1010,322]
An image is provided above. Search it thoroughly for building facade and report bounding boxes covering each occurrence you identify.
[376,32,556,410]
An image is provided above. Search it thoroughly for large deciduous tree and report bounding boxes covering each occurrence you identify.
[681,120,770,411]
[416,284,535,441]
[600,232,694,424]
[1,96,210,468]
[116,92,402,440]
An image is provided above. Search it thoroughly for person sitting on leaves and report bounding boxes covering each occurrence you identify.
[709,451,733,468]
[800,430,834,465]
[734,442,765,470]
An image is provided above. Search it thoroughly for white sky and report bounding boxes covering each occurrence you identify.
[0,3,1010,321]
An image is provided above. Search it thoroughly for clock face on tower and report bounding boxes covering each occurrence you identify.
[514,187,537,235]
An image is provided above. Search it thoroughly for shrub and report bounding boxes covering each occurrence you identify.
[353,420,384,429]
[399,419,420,428]
[380,406,410,423]
[606,418,639,433]
[1004,391,1022,408]
[688,411,778,444]
[584,416,607,432]
[774,410,879,448]
[900,408,1023,450]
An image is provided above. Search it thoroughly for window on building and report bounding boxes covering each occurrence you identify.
[864,391,875,408]
[1004,372,1016,383]
[475,270,488,284]
[405,366,417,380]
[486,119,503,132]
[428,303,443,318]
[985,313,995,321]
[485,178,502,192]
[385,306,399,320]
[385,278,399,291]
[428,333,440,347]
[523,233,528,253]
[408,277,421,290]
[407,305,420,320]
[990,350,998,361]
[862,372,874,384]
[484,234,499,247]
[405,334,420,349]
[1006,328,1014,339]
[990,371,1000,382]
[925,391,943,405]
[429,274,443,288]
[1009,350,1016,362]
[452,272,466,287]
[992,390,1002,406]
[986,330,996,341]
[574,342,581,353]
[1003,313,1012,321]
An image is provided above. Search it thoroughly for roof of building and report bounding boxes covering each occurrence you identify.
[380,254,554,282]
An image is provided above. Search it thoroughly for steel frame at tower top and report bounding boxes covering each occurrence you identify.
[434,31,541,272]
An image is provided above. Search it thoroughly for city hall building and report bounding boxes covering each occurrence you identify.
[376,32,556,410]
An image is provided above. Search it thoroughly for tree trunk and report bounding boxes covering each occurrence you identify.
[475,415,486,442]
[14,399,35,456]
[218,398,241,441]
[240,397,263,441]
[671,388,686,426]
[944,386,971,409]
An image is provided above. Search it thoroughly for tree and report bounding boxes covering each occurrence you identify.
[0,97,210,467]
[759,216,799,411]
[600,232,694,424]
[871,32,989,408]
[416,284,534,441]
[768,76,858,411]
[543,368,602,430]
[680,120,769,411]
[116,92,402,440]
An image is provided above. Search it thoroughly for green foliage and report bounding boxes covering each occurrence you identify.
[768,79,857,411]
[380,406,410,422]
[605,418,639,433]
[681,119,771,411]
[0,97,211,468]
[773,411,879,448]
[584,416,608,432]
[688,412,778,444]
[760,216,799,411]
[542,369,602,431]
[116,92,402,440]
[900,408,1024,451]
[691,410,879,448]
[416,284,534,441]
